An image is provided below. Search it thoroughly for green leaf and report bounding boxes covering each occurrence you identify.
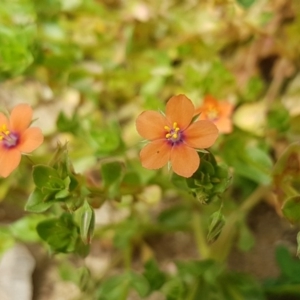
[275,246,300,281]
[32,165,64,191]
[101,161,124,187]
[79,200,95,244]
[207,210,226,243]
[55,188,70,199]
[25,188,54,213]
[176,259,220,280]
[129,272,149,297]
[36,213,78,253]
[267,102,290,132]
[55,177,71,199]
[101,161,124,198]
[120,171,142,194]
[0,25,35,76]
[162,278,186,300]
[57,111,80,133]
[157,205,190,230]
[236,0,256,9]
[91,124,121,154]
[143,259,166,293]
[0,228,15,257]
[113,219,139,249]
[9,215,46,243]
[282,196,300,224]
[222,136,272,185]
[97,273,130,300]
[272,142,300,203]
[221,272,265,300]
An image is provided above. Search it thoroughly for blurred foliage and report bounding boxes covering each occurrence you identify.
[1,0,300,299]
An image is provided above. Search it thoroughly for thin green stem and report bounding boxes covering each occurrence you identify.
[123,244,132,271]
[239,185,271,213]
[192,210,210,259]
[209,185,270,262]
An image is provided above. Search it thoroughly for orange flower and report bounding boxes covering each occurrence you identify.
[136,94,219,178]
[0,104,44,178]
[196,95,234,134]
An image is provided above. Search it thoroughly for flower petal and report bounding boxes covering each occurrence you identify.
[17,127,44,153]
[10,103,33,132]
[203,95,218,106]
[219,101,234,117]
[0,112,9,127]
[184,120,219,148]
[0,147,21,178]
[214,118,232,134]
[171,144,199,177]
[136,111,168,140]
[140,139,171,170]
[166,94,195,129]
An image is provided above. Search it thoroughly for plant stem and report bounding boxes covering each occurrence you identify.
[192,210,210,259]
[124,244,132,271]
[208,185,270,262]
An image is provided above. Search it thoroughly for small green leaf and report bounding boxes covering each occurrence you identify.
[130,272,149,297]
[237,0,256,9]
[276,246,300,279]
[297,232,300,258]
[79,200,95,244]
[55,189,70,199]
[0,228,15,256]
[0,25,35,76]
[282,196,300,224]
[157,205,190,230]
[57,111,80,133]
[32,165,63,190]
[101,161,124,187]
[162,278,186,300]
[36,214,78,253]
[207,210,225,243]
[91,125,121,154]
[113,219,139,249]
[97,273,130,300]
[222,136,273,185]
[143,260,166,293]
[10,215,45,242]
[101,161,124,198]
[25,188,54,213]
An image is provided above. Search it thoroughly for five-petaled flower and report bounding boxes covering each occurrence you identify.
[0,104,44,178]
[136,94,219,178]
[195,95,234,134]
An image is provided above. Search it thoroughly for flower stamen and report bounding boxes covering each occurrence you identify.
[0,124,19,148]
[0,124,10,140]
[165,121,182,143]
[206,105,219,120]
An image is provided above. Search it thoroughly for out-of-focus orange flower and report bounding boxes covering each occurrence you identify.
[136,94,219,178]
[196,95,234,134]
[0,104,44,178]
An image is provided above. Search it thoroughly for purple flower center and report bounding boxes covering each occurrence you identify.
[0,124,19,149]
[164,122,184,145]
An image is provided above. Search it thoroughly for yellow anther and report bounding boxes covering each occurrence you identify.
[0,136,3,141]
[164,121,181,141]
[0,124,10,136]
